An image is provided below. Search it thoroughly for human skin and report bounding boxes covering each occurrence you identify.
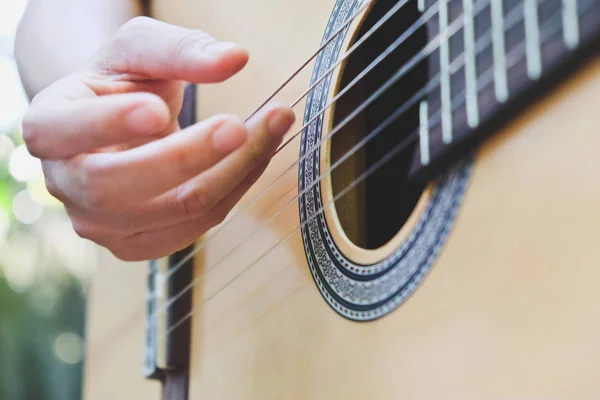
[17,13,295,261]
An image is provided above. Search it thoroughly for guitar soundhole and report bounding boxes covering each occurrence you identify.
[330,0,429,250]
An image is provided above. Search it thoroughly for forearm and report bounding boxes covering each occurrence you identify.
[15,0,144,99]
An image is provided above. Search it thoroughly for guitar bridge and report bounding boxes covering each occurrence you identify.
[144,258,168,380]
[143,246,195,399]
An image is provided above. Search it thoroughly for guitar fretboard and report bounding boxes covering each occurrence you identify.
[409,0,600,182]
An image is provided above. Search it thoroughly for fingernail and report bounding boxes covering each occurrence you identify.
[212,120,246,155]
[268,109,295,137]
[203,41,241,57]
[127,105,164,134]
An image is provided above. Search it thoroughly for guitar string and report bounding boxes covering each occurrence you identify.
[154,0,545,323]
[163,0,474,282]
[163,0,449,281]
[245,0,373,121]
[159,6,487,314]
[159,2,584,340]
[282,0,419,115]
[273,0,443,163]
[156,0,524,311]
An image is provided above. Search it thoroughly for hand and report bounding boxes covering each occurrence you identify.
[21,17,295,261]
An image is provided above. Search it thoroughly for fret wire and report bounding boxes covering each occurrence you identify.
[563,0,580,48]
[464,0,480,127]
[524,0,543,79]
[491,0,509,102]
[419,101,430,165]
[439,0,453,143]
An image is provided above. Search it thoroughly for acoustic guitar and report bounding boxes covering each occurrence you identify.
[81,0,600,399]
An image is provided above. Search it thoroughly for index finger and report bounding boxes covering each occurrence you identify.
[89,17,249,83]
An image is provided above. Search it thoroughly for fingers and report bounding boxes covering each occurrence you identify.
[23,17,250,161]
[91,17,249,83]
[50,103,294,261]
[155,103,295,222]
[21,14,280,262]
[103,162,269,261]
[35,80,295,261]
[49,103,293,225]
[22,92,171,159]
[44,113,249,210]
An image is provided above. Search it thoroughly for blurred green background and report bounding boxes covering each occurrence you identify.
[1,1,95,399]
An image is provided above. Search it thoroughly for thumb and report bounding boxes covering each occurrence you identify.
[89,17,249,83]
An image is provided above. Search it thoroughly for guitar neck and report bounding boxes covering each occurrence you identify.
[409,0,600,182]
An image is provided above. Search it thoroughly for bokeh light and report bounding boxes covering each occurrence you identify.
[0,133,14,160]
[29,282,61,318]
[54,332,85,365]
[1,230,39,292]
[0,208,8,243]
[1,1,90,398]
[12,188,43,224]
[45,219,98,282]
[9,144,42,182]
[0,176,11,211]
[28,175,62,208]
[0,0,26,36]
[0,57,28,132]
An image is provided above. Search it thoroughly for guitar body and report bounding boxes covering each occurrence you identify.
[83,0,600,399]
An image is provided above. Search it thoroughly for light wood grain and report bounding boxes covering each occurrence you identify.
[192,51,600,400]
[182,1,600,398]
[83,0,600,398]
[82,250,161,400]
